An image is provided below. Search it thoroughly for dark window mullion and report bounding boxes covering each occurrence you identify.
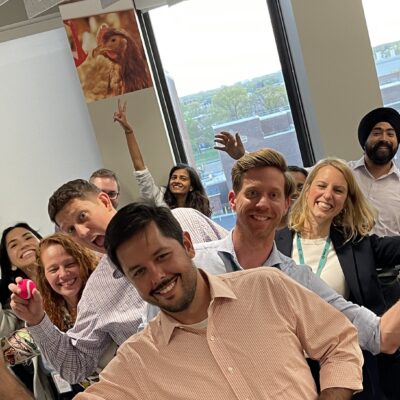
[137,10,187,164]
[266,0,315,167]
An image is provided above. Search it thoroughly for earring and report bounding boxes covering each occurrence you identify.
[11,265,17,271]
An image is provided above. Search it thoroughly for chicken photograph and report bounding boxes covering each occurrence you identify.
[64,10,153,102]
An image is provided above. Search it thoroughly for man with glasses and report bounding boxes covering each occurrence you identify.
[89,168,120,209]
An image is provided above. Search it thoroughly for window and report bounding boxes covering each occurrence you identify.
[146,0,306,229]
[362,0,400,168]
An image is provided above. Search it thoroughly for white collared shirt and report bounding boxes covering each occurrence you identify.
[348,157,400,236]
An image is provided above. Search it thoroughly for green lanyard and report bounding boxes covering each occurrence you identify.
[296,232,331,277]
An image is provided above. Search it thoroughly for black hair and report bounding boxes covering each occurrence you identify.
[288,165,308,178]
[105,201,184,273]
[163,163,212,217]
[0,223,42,307]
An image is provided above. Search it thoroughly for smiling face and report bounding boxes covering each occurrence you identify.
[6,227,40,270]
[168,168,192,196]
[55,193,116,253]
[229,166,290,241]
[306,165,348,226]
[41,244,83,304]
[365,121,399,165]
[116,221,198,317]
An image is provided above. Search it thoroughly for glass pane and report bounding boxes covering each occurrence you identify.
[362,0,400,167]
[150,0,303,229]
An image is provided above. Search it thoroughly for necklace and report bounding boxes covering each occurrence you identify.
[296,232,331,276]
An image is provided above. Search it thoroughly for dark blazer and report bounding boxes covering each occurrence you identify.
[275,226,400,315]
[276,226,400,399]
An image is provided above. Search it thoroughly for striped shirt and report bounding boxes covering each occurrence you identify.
[76,269,363,399]
[28,255,145,383]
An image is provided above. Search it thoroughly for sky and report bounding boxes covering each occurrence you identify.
[149,0,400,97]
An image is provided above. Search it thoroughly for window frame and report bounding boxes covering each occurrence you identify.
[137,0,315,167]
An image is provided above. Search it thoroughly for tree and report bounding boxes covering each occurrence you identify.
[253,84,289,114]
[181,100,214,151]
[210,85,251,123]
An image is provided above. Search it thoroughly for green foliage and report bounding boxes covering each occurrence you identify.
[211,85,252,123]
[179,71,289,159]
[253,84,289,113]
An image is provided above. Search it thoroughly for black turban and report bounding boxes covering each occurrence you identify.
[358,107,400,148]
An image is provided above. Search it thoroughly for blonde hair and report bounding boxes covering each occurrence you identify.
[36,233,98,332]
[289,158,376,241]
[231,147,295,198]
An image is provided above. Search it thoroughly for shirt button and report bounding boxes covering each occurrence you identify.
[210,335,215,341]
[227,367,234,373]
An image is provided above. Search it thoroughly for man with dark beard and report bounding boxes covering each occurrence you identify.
[348,107,400,236]
[216,107,400,236]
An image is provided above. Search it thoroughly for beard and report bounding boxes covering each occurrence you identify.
[365,140,398,165]
[148,268,198,314]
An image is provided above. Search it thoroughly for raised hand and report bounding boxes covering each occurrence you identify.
[113,99,133,133]
[214,131,246,160]
[9,277,45,327]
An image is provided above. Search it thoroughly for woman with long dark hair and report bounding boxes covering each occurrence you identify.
[113,99,212,217]
[0,223,53,399]
[0,223,42,307]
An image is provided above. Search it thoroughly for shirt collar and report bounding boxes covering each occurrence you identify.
[216,230,282,270]
[353,156,400,180]
[352,156,366,170]
[159,269,237,344]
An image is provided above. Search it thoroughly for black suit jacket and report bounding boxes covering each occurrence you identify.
[275,226,400,315]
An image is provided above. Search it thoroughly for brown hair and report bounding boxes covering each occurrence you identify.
[89,168,120,192]
[289,157,376,241]
[231,148,295,198]
[36,233,98,332]
[48,179,100,224]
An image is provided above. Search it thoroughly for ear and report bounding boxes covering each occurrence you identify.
[228,191,236,211]
[97,192,114,211]
[182,231,195,259]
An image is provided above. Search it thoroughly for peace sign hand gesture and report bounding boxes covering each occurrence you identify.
[113,99,133,134]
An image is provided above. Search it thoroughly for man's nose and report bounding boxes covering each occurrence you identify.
[382,132,393,143]
[256,195,270,208]
[148,264,167,286]
[75,225,90,238]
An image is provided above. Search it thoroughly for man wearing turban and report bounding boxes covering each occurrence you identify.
[348,107,400,236]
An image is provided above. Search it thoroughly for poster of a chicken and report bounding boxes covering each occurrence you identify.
[60,0,153,102]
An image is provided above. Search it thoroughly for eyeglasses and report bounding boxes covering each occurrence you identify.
[104,191,120,200]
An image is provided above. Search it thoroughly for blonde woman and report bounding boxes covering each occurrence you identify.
[275,157,400,399]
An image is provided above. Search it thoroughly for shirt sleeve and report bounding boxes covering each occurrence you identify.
[276,272,363,392]
[73,342,149,400]
[134,168,167,206]
[28,306,112,384]
[291,263,381,355]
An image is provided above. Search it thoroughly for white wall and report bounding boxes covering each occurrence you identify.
[0,0,389,234]
[282,0,382,162]
[0,28,103,234]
